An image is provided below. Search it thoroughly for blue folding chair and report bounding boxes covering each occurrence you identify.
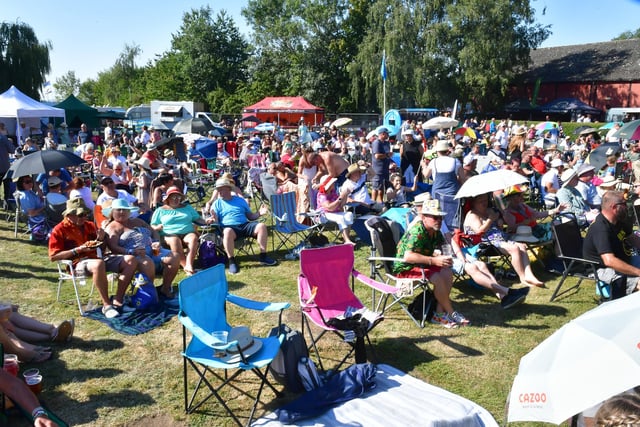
[178,264,290,426]
[270,191,319,252]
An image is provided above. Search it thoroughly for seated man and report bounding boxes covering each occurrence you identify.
[392,199,468,328]
[48,198,138,318]
[341,163,385,215]
[583,190,640,299]
[557,168,598,225]
[210,177,277,274]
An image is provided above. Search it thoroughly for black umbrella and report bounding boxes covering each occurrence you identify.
[172,118,214,134]
[4,150,86,180]
[573,125,594,135]
[242,115,261,123]
[586,143,622,172]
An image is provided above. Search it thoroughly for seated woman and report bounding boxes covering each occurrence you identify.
[150,186,214,275]
[68,176,95,211]
[0,303,74,363]
[15,175,47,228]
[149,173,174,210]
[267,161,298,194]
[316,174,355,245]
[501,184,566,234]
[463,193,545,287]
[386,172,417,207]
[103,199,180,299]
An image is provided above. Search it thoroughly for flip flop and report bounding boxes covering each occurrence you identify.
[52,319,73,343]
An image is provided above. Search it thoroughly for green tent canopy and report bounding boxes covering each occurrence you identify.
[54,94,98,128]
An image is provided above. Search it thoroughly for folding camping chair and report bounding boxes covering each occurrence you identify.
[178,264,290,426]
[298,244,396,373]
[269,191,319,253]
[549,214,608,302]
[365,216,434,328]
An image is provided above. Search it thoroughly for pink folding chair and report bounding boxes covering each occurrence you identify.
[298,244,397,372]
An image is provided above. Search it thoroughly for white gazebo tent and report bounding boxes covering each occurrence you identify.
[0,85,66,140]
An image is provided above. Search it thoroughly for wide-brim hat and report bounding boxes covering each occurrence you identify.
[504,184,528,197]
[48,176,62,187]
[346,163,367,177]
[550,158,564,168]
[435,140,450,152]
[560,169,577,187]
[512,225,539,243]
[421,199,447,216]
[598,176,619,188]
[220,326,263,363]
[513,126,527,136]
[62,198,91,217]
[215,178,234,189]
[103,198,139,217]
[576,164,595,177]
[163,186,185,201]
[412,192,432,206]
[135,157,152,170]
[319,174,337,190]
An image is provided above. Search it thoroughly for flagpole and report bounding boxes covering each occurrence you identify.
[381,50,387,116]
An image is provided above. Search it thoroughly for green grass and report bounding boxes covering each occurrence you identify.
[0,202,598,426]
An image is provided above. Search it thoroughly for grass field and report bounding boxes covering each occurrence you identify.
[0,205,600,427]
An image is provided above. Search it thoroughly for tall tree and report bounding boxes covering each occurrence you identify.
[613,29,640,40]
[350,0,549,113]
[92,44,143,106]
[0,21,51,99]
[171,7,249,103]
[54,71,80,99]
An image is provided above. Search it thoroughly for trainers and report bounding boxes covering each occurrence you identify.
[501,287,529,309]
[102,305,120,319]
[450,311,470,326]
[228,261,240,274]
[430,312,459,329]
[259,255,277,266]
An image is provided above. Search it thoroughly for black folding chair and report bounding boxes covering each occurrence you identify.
[549,214,608,302]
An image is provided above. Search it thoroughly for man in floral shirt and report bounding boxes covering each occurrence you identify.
[393,198,468,328]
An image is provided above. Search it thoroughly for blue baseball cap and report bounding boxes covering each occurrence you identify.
[376,126,389,135]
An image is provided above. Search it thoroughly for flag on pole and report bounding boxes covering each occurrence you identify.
[380,50,387,81]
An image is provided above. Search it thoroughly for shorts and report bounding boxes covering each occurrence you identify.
[227,222,259,239]
[371,175,389,191]
[147,247,173,268]
[396,265,442,279]
[596,267,640,296]
[104,254,127,273]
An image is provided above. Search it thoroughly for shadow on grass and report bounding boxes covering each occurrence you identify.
[0,261,57,281]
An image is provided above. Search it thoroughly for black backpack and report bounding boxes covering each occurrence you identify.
[268,324,309,394]
[408,289,436,323]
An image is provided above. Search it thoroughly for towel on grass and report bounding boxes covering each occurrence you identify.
[83,301,179,335]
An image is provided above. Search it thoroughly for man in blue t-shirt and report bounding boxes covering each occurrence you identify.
[211,178,276,274]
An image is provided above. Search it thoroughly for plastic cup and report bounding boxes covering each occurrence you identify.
[441,244,453,257]
[3,354,19,377]
[23,368,39,380]
[211,331,228,358]
[151,242,161,256]
[25,375,42,394]
[0,302,11,322]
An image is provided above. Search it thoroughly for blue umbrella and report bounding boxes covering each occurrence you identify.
[599,122,621,130]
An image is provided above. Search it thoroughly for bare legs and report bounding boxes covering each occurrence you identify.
[500,242,544,287]
[464,262,509,299]
[430,269,455,314]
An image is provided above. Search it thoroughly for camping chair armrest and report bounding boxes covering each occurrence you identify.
[178,312,235,351]
[558,255,600,266]
[352,269,398,295]
[367,256,405,263]
[58,259,74,268]
[227,293,290,312]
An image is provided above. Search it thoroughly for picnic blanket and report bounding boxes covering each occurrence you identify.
[254,364,499,426]
[83,301,179,335]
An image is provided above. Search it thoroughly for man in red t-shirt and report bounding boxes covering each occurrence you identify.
[48,199,138,319]
[529,146,547,175]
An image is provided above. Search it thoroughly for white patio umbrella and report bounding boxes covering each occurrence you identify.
[507,291,640,424]
[421,116,459,130]
[331,117,352,128]
[454,169,528,199]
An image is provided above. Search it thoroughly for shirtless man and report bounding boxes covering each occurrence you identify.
[307,150,350,190]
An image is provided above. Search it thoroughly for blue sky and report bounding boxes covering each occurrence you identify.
[4,0,640,96]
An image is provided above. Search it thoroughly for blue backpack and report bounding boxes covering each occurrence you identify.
[130,273,159,310]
